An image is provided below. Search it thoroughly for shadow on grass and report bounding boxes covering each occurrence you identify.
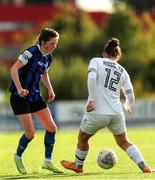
[1,171,140,179]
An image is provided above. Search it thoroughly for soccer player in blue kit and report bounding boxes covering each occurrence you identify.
[9,28,63,174]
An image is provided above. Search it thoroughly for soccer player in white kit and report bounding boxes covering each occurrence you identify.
[61,38,154,173]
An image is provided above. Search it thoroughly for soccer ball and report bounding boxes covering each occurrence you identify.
[96,149,117,169]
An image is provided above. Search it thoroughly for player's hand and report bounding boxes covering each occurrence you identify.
[87,101,95,112]
[127,108,132,114]
[18,89,29,97]
[123,103,132,115]
[48,88,55,102]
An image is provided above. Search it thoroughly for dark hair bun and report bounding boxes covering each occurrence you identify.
[108,38,119,47]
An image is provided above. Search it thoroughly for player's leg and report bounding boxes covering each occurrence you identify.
[76,129,93,169]
[33,107,56,161]
[10,94,35,174]
[113,132,154,173]
[109,114,154,173]
[33,107,63,174]
[16,114,35,156]
[14,114,35,174]
[61,112,98,173]
[61,129,93,173]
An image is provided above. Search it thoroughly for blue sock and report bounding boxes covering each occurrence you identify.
[44,131,55,161]
[16,134,32,157]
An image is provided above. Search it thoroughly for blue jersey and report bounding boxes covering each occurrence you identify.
[9,45,53,101]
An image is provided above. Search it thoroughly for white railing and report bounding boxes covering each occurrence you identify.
[0,99,155,131]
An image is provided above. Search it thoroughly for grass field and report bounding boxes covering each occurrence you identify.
[0,128,155,180]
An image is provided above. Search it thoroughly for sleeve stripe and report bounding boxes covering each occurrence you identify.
[88,68,97,74]
[125,89,132,94]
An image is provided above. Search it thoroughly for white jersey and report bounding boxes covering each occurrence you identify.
[88,57,133,115]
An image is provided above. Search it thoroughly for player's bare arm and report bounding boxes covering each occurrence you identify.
[42,71,55,102]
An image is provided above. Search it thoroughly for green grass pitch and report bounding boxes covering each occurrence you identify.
[0,128,155,179]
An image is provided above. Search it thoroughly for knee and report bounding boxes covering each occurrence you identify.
[25,130,35,140]
[53,124,57,132]
[48,124,57,132]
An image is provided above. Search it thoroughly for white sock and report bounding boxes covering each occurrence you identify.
[15,154,21,159]
[44,158,51,163]
[126,144,146,170]
[75,148,88,169]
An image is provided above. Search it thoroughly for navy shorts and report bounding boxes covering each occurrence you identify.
[10,93,47,115]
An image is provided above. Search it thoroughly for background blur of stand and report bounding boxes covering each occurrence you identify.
[1,99,155,131]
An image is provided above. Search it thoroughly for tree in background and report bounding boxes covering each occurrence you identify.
[115,0,155,10]
[41,58,87,100]
[102,7,155,97]
[50,8,100,64]
[0,66,10,90]
[1,4,155,100]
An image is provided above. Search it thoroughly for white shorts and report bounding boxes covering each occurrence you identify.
[80,112,126,135]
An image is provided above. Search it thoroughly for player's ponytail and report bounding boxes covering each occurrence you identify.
[33,28,59,45]
[103,38,121,59]
[108,38,119,48]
